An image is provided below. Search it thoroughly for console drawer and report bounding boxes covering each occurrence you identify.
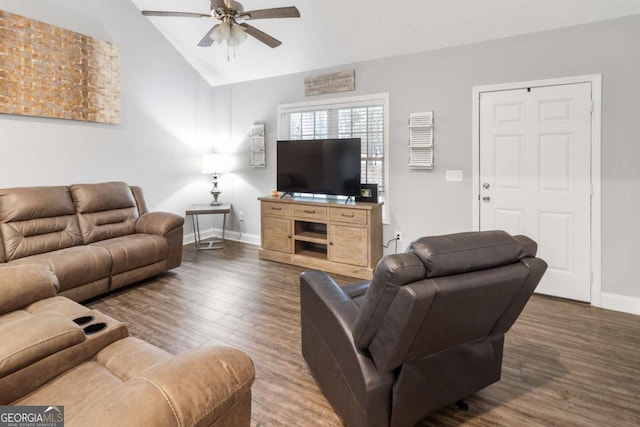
[329,207,368,225]
[262,202,292,217]
[294,205,327,221]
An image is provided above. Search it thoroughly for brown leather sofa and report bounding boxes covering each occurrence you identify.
[0,264,255,426]
[300,230,547,427]
[0,182,184,301]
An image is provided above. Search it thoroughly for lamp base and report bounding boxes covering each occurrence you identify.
[210,176,222,206]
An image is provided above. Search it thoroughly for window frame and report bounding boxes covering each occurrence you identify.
[277,93,390,223]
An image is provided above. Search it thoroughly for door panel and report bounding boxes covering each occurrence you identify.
[262,216,292,253]
[329,224,368,267]
[494,135,525,190]
[539,212,572,271]
[479,83,592,302]
[539,134,572,192]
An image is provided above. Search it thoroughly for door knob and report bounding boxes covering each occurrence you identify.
[482,196,491,202]
[482,183,491,189]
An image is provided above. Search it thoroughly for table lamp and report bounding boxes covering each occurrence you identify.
[202,153,229,205]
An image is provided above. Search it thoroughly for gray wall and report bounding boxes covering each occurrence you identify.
[0,0,217,230]
[1,2,637,301]
[214,15,640,299]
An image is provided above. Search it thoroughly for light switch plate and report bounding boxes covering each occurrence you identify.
[445,170,463,182]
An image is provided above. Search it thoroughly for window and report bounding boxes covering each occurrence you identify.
[278,93,389,222]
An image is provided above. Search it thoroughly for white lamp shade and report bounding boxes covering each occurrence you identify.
[202,153,231,174]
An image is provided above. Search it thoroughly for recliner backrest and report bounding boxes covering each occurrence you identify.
[409,230,523,278]
[70,182,140,244]
[352,253,426,349]
[0,187,82,262]
[360,231,547,372]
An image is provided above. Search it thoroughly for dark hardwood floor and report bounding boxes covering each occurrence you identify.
[87,241,640,426]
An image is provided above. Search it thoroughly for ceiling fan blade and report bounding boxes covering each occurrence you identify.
[240,6,300,20]
[239,23,282,48]
[198,24,220,47]
[141,11,211,18]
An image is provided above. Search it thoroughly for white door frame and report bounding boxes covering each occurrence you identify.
[471,75,602,306]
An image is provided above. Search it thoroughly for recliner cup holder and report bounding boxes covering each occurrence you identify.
[73,315,95,326]
[83,322,107,335]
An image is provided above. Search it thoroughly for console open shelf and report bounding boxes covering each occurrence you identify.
[295,221,327,244]
[295,241,328,259]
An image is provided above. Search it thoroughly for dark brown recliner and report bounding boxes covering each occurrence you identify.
[300,230,547,427]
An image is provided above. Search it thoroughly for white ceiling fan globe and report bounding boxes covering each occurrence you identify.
[229,25,248,46]
[212,21,231,43]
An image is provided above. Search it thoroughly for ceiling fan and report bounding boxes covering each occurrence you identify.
[141,0,300,49]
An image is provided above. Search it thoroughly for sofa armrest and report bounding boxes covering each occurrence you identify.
[0,265,58,315]
[300,270,394,425]
[68,347,254,427]
[135,211,184,236]
[0,313,85,378]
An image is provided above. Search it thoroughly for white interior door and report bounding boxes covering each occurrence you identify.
[479,83,592,302]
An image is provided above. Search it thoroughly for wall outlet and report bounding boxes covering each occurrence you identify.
[239,211,244,221]
[394,231,402,242]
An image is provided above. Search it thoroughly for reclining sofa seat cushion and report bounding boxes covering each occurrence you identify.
[0,187,112,298]
[10,247,112,300]
[70,182,169,290]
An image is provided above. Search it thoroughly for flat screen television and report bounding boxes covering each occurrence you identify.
[277,138,361,197]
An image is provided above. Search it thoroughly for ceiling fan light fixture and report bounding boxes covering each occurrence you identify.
[211,25,224,43]
[141,1,300,50]
[229,24,248,46]
[219,21,231,40]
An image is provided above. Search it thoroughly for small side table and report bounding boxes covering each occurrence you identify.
[185,204,231,250]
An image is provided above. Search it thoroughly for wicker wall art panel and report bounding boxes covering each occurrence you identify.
[0,10,120,124]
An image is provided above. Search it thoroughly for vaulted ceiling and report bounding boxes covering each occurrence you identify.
[131,0,640,87]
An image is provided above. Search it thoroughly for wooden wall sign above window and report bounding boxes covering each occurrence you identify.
[305,70,355,96]
[0,10,121,124]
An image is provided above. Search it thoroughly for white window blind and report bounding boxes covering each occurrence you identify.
[278,94,389,222]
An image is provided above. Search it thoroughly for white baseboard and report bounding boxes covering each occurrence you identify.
[600,292,640,315]
[183,228,260,246]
